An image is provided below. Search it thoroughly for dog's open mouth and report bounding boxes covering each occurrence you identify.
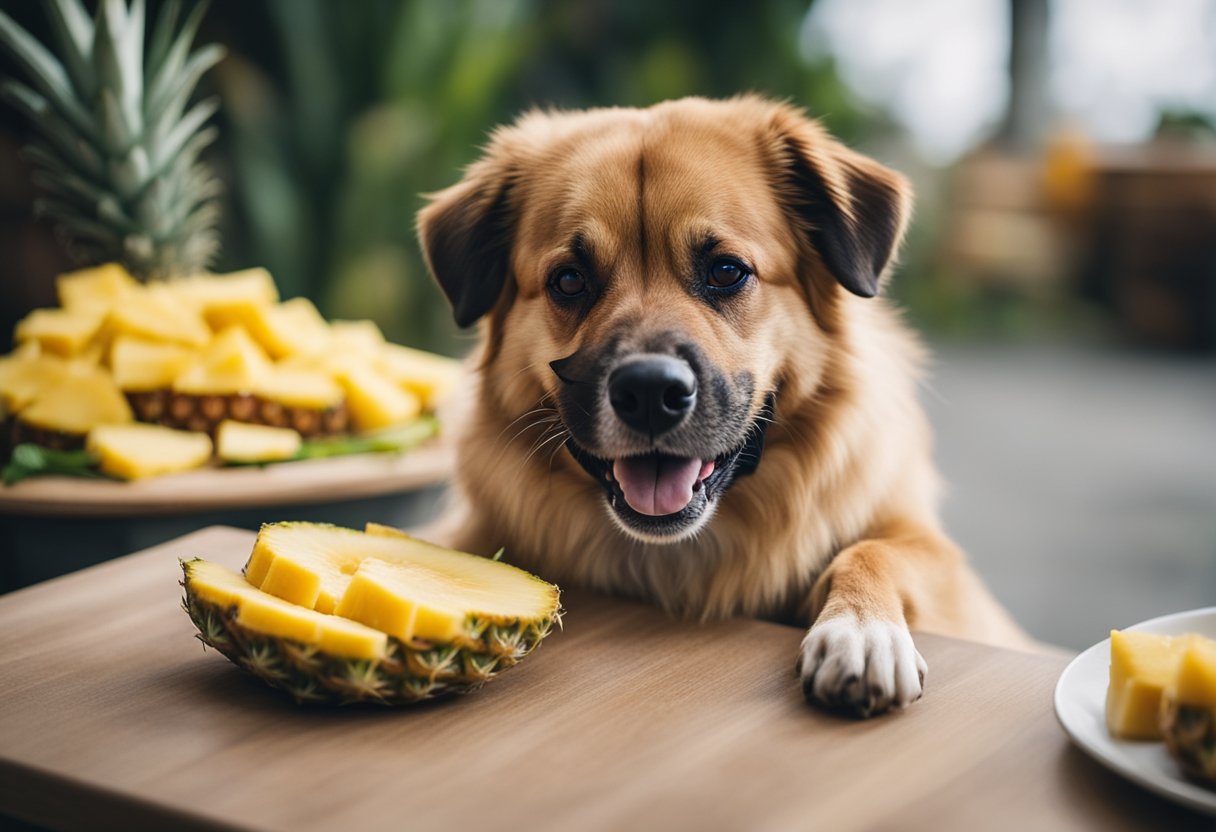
[563,394,773,542]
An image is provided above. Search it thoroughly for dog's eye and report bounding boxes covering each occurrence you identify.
[708,257,751,290]
[551,268,587,298]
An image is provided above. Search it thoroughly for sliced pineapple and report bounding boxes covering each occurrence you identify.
[0,350,68,412]
[330,319,385,358]
[173,326,272,395]
[222,297,331,359]
[17,365,133,436]
[1107,630,1203,739]
[110,336,197,391]
[108,285,211,347]
[184,560,388,660]
[216,420,302,463]
[182,523,561,704]
[14,307,106,356]
[337,365,422,431]
[378,343,462,409]
[87,423,212,480]
[169,268,279,320]
[251,367,344,410]
[244,522,558,641]
[56,263,138,311]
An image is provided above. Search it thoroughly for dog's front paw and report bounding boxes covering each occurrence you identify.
[797,614,927,717]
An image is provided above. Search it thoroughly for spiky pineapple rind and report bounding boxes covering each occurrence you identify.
[181,560,560,706]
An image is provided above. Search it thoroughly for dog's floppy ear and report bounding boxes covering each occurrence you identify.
[417,157,517,328]
[769,108,912,298]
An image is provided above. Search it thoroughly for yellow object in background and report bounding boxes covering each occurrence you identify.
[87,423,212,480]
[216,420,302,463]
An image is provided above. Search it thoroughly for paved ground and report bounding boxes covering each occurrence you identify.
[924,341,1216,650]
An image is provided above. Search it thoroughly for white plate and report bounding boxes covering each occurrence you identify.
[1055,607,1216,816]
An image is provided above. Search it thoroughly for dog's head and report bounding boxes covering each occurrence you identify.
[418,96,911,543]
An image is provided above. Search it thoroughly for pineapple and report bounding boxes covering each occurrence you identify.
[182,522,562,704]
[14,307,106,356]
[379,343,463,410]
[221,297,332,359]
[168,268,279,318]
[107,284,211,348]
[0,0,223,279]
[109,335,197,391]
[56,263,138,310]
[14,365,133,450]
[87,422,212,479]
[337,365,422,432]
[1160,638,1216,786]
[215,420,302,463]
[0,348,69,413]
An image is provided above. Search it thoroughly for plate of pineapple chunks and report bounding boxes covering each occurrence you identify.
[1055,608,1216,816]
[182,522,562,705]
[0,263,462,501]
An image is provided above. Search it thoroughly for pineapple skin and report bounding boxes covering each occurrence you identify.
[182,560,559,705]
[1160,692,1216,786]
[127,390,350,438]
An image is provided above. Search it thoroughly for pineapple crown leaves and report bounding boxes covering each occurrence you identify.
[0,0,225,280]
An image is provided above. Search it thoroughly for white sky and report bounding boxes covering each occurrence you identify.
[801,0,1216,163]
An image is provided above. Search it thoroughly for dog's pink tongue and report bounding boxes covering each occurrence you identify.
[613,456,704,516]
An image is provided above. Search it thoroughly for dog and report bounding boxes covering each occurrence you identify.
[417,95,1031,717]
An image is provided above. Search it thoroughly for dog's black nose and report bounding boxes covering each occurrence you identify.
[608,356,697,437]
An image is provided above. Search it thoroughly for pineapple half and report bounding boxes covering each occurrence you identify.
[182,522,562,705]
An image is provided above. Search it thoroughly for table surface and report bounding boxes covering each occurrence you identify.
[0,527,1207,831]
[0,439,452,517]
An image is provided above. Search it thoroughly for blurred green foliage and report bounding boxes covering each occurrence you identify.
[205,0,871,355]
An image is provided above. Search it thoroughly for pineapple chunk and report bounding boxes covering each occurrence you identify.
[18,366,133,435]
[0,351,68,412]
[169,268,279,318]
[14,307,105,356]
[337,365,422,431]
[184,560,387,660]
[1107,630,1201,739]
[378,343,463,409]
[86,423,212,480]
[110,336,197,391]
[224,297,331,359]
[108,285,211,347]
[1161,639,1216,785]
[56,263,137,311]
[252,367,344,410]
[1172,640,1216,707]
[330,319,385,358]
[216,420,302,463]
[243,522,560,643]
[174,326,271,395]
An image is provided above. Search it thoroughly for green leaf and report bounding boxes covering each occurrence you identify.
[490,548,505,563]
[0,9,98,143]
[44,0,96,102]
[2,81,105,178]
[2,443,110,486]
[221,416,440,467]
[145,0,210,107]
[146,0,181,82]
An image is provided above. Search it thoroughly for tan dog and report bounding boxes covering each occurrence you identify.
[418,96,1030,716]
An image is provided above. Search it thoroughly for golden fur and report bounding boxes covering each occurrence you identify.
[419,96,1030,713]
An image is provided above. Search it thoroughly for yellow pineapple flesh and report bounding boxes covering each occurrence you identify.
[336,365,422,431]
[14,308,106,356]
[0,349,69,413]
[109,336,197,391]
[225,297,331,359]
[56,263,138,311]
[244,522,558,643]
[17,365,133,438]
[378,343,462,410]
[169,268,279,318]
[216,420,302,463]
[86,423,212,480]
[107,285,211,347]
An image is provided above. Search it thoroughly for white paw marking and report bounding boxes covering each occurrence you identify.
[797,614,927,717]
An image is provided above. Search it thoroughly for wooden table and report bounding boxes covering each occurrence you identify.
[0,528,1206,831]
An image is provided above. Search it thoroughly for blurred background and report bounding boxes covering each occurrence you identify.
[1,0,1213,649]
